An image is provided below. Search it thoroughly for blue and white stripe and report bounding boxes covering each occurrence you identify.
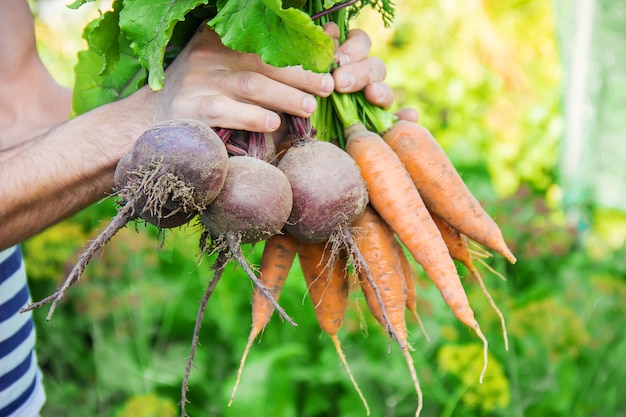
[0,246,45,417]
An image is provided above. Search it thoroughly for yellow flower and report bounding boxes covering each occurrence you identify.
[22,220,87,281]
[508,297,590,360]
[115,393,177,417]
[437,343,510,412]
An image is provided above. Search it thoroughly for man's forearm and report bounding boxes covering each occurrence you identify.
[0,90,153,250]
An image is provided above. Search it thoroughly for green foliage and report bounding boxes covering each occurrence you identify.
[119,0,211,91]
[71,0,146,115]
[210,0,335,73]
[26,1,626,417]
[71,0,339,115]
[22,222,87,281]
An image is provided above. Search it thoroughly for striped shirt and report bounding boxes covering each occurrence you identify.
[0,246,45,417]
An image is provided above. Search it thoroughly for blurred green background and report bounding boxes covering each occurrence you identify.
[23,1,626,416]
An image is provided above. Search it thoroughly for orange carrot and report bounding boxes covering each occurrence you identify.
[353,205,423,417]
[346,125,483,326]
[430,211,509,350]
[229,232,297,405]
[298,240,370,415]
[298,241,349,336]
[395,241,431,343]
[382,120,516,264]
[346,123,488,386]
[353,206,408,340]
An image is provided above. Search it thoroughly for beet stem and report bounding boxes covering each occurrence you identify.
[310,0,358,20]
[225,233,297,327]
[286,115,315,141]
[248,131,267,160]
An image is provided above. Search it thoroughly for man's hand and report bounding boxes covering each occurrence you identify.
[149,22,396,133]
[324,22,393,109]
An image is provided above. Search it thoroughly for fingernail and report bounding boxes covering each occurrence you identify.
[266,113,281,130]
[338,72,356,90]
[303,95,317,114]
[321,74,334,94]
[376,85,388,104]
[338,53,351,67]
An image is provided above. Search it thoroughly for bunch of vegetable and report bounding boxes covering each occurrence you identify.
[24,1,517,416]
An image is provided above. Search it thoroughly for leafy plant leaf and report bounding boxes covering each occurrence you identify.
[66,0,96,10]
[72,1,146,116]
[346,0,395,27]
[209,0,334,73]
[283,0,306,8]
[119,0,211,91]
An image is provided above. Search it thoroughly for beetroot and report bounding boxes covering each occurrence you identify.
[278,138,369,243]
[199,155,296,327]
[201,156,292,244]
[114,151,195,229]
[130,119,229,212]
[26,119,229,320]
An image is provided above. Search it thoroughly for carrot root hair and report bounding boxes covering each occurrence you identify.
[229,330,256,407]
[474,256,508,282]
[475,324,489,384]
[468,267,509,351]
[468,239,493,259]
[401,346,423,417]
[410,309,431,344]
[330,334,370,416]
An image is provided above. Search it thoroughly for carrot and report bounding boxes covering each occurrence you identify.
[382,120,516,264]
[229,232,298,405]
[298,239,370,415]
[353,205,423,417]
[298,240,348,336]
[346,124,485,325]
[346,123,489,386]
[430,211,509,350]
[395,241,431,343]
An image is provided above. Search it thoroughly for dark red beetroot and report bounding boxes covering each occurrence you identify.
[179,155,293,417]
[113,151,134,192]
[131,119,229,212]
[199,155,296,327]
[200,156,292,244]
[278,138,369,243]
[114,151,195,229]
[25,120,229,320]
[275,116,396,350]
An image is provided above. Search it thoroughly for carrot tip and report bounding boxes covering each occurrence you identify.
[401,347,423,417]
[330,335,370,416]
[475,325,489,384]
[504,250,517,265]
[228,331,258,406]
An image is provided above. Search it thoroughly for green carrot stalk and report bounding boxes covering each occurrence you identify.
[309,0,397,147]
